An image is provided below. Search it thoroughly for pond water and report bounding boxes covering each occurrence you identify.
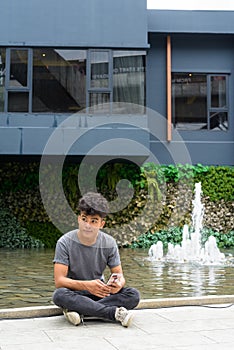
[0,248,234,309]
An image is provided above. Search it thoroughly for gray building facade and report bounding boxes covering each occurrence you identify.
[0,0,233,165]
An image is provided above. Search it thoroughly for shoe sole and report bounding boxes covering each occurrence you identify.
[122,313,134,327]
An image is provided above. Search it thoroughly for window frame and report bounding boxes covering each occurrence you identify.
[172,72,229,131]
[1,47,146,115]
[207,74,229,130]
[86,49,113,113]
[5,48,33,113]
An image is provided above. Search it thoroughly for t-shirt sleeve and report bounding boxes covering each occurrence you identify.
[53,237,70,266]
[107,242,121,268]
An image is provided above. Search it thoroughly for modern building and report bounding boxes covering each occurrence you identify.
[0,0,233,165]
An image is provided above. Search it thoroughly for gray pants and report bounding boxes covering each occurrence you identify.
[53,287,140,321]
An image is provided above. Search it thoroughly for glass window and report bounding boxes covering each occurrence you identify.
[87,49,146,114]
[209,111,228,130]
[32,49,87,113]
[87,50,111,114]
[89,92,110,114]
[8,92,29,112]
[113,51,146,114]
[6,48,30,112]
[9,49,28,88]
[0,48,5,112]
[1,47,146,115]
[172,73,228,131]
[211,76,226,108]
[90,51,109,89]
[172,73,207,130]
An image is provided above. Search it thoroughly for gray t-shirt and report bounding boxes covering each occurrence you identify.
[53,229,121,281]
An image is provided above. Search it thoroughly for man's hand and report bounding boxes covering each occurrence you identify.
[108,275,124,294]
[85,279,111,298]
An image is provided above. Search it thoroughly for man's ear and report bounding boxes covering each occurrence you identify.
[100,220,105,228]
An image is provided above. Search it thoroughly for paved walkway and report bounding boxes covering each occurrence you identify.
[0,304,234,350]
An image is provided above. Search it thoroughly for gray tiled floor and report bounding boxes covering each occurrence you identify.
[0,305,233,350]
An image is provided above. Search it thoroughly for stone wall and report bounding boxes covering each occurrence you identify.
[1,182,233,247]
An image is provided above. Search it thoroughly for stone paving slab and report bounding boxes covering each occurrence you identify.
[1,295,234,319]
[0,305,233,350]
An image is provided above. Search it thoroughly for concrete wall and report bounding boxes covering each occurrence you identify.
[0,114,149,158]
[0,6,234,164]
[0,0,149,158]
[0,0,148,48]
[147,33,234,165]
[148,10,234,34]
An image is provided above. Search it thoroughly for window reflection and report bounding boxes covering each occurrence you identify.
[8,49,30,112]
[172,73,207,130]
[8,92,29,112]
[0,48,5,112]
[172,73,228,131]
[88,50,146,114]
[113,51,146,114]
[209,112,228,131]
[9,49,28,88]
[211,76,226,108]
[32,49,87,113]
[90,51,109,89]
[1,48,146,114]
[89,93,110,114]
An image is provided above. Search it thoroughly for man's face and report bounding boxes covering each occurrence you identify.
[78,211,105,240]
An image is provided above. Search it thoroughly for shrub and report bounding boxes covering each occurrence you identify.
[24,221,62,248]
[128,227,183,249]
[195,166,234,201]
[128,227,234,249]
[0,203,44,249]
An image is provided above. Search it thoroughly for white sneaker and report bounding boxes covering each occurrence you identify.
[115,307,133,327]
[63,309,81,326]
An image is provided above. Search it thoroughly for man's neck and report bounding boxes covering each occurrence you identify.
[77,230,99,246]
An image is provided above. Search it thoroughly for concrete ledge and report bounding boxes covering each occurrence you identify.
[0,305,62,319]
[137,295,234,309]
[0,295,233,320]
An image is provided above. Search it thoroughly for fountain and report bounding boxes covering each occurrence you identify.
[0,181,233,309]
[149,183,226,265]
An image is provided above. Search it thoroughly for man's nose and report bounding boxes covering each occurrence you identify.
[84,221,91,227]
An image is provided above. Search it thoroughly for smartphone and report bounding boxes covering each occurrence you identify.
[106,273,119,285]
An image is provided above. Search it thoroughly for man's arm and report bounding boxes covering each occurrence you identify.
[54,263,86,290]
[54,263,111,298]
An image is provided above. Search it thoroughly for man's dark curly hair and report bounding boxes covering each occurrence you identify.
[78,192,109,218]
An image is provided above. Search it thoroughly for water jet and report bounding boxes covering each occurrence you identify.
[149,183,227,265]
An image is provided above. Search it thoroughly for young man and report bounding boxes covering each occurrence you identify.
[53,192,140,327]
